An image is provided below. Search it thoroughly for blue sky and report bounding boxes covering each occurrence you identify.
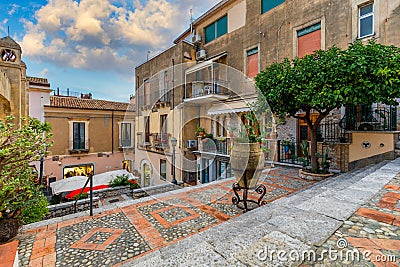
[0,0,219,102]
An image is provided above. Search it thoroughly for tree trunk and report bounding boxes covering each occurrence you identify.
[310,127,318,172]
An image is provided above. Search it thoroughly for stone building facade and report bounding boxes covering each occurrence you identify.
[134,0,400,182]
[0,36,29,122]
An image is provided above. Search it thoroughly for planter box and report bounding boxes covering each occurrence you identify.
[299,169,334,181]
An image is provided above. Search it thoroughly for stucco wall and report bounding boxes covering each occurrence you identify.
[349,132,395,162]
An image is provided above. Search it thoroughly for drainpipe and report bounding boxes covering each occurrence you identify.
[172,58,175,110]
[112,110,114,154]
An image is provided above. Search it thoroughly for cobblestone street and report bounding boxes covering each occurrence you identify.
[301,173,400,266]
[17,166,315,267]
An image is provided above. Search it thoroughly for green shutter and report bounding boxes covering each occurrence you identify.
[216,15,227,38]
[297,23,321,37]
[205,23,216,43]
[262,0,285,14]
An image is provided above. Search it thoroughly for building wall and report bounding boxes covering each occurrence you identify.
[43,152,130,182]
[134,41,196,185]
[195,0,399,75]
[29,89,51,122]
[0,41,29,122]
[43,107,135,181]
[349,132,395,162]
[0,69,11,118]
[45,108,133,155]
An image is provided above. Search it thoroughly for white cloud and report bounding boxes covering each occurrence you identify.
[39,68,49,76]
[19,0,220,75]
[8,4,19,16]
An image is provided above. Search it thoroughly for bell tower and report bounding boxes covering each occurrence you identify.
[0,35,29,122]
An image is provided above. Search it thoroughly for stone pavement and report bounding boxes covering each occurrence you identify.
[16,166,316,267]
[125,158,400,267]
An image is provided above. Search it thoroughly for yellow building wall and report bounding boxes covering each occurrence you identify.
[349,132,395,162]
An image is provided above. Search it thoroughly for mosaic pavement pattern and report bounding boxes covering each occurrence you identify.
[17,166,316,267]
[301,174,400,267]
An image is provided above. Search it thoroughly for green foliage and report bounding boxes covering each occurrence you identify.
[128,180,140,189]
[316,148,332,174]
[255,41,400,171]
[73,192,88,201]
[0,116,53,224]
[195,125,206,136]
[109,174,130,187]
[21,192,48,224]
[298,140,311,168]
[237,111,262,143]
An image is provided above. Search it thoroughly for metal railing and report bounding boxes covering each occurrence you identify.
[151,133,169,149]
[189,80,229,98]
[73,174,94,216]
[277,140,299,164]
[200,137,231,156]
[319,121,350,143]
[339,106,397,131]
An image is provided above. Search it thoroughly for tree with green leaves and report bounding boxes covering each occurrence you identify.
[0,116,52,242]
[255,41,400,172]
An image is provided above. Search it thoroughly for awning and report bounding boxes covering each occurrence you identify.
[185,53,227,75]
[207,100,254,115]
[50,170,137,195]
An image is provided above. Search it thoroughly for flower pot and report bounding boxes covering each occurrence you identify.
[298,169,334,181]
[230,142,265,189]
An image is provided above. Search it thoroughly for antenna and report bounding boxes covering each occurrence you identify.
[7,26,10,36]
[190,9,194,33]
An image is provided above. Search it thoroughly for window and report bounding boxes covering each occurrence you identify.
[145,116,150,143]
[359,3,374,38]
[246,47,259,79]
[160,71,169,102]
[297,23,321,58]
[144,79,150,106]
[73,122,85,150]
[160,159,167,180]
[205,15,228,43]
[143,163,151,187]
[261,0,284,14]
[160,114,167,135]
[120,123,132,147]
[63,164,94,179]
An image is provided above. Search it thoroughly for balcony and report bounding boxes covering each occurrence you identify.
[151,133,169,150]
[184,60,230,104]
[197,137,231,157]
[184,81,229,104]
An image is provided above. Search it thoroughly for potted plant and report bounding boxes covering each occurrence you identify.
[231,112,264,189]
[298,140,333,181]
[195,125,206,137]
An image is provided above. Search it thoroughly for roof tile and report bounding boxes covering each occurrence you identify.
[49,96,135,112]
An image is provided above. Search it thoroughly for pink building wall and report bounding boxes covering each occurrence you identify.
[43,151,134,182]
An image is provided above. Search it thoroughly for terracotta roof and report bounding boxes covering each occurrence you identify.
[0,36,21,50]
[27,76,50,87]
[49,96,135,112]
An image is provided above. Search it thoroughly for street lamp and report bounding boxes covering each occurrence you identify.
[171,137,177,184]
